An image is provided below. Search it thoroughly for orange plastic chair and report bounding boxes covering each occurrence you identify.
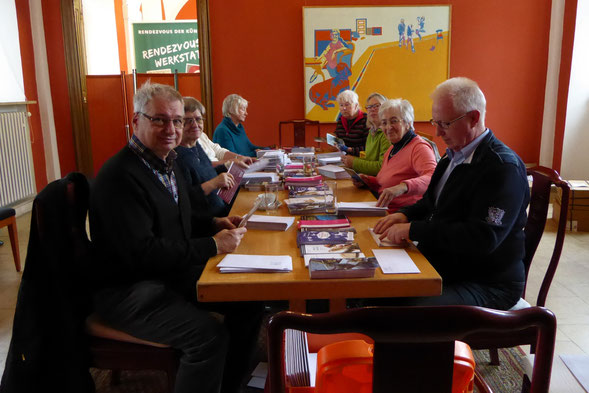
[314,339,474,393]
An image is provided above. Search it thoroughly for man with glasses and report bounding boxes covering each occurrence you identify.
[373,77,529,310]
[89,81,263,393]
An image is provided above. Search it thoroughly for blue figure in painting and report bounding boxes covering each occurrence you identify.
[397,18,406,47]
[416,16,425,40]
[407,24,415,53]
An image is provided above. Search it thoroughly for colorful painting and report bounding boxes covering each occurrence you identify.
[303,6,450,122]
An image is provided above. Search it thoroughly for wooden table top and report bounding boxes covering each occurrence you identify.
[197,179,442,312]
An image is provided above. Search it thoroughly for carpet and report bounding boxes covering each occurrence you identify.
[473,346,528,393]
[92,347,528,393]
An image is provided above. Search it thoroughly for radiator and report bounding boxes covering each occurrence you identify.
[0,111,36,206]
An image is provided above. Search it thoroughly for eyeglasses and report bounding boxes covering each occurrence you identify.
[429,113,469,129]
[381,118,403,126]
[139,112,184,129]
[184,116,205,125]
[366,104,381,110]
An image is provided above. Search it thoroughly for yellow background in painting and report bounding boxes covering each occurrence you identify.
[307,32,449,122]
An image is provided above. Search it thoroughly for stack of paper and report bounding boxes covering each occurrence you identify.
[246,215,295,231]
[337,201,387,216]
[284,329,315,387]
[317,165,350,179]
[316,152,343,166]
[372,249,420,274]
[216,254,293,273]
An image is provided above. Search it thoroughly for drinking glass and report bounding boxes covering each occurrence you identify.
[264,183,280,214]
[324,180,337,214]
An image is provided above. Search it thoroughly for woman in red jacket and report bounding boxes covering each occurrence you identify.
[355,98,437,212]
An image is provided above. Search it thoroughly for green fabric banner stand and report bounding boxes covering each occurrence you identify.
[133,21,199,73]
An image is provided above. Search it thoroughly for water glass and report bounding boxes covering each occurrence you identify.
[324,180,337,214]
[264,183,280,214]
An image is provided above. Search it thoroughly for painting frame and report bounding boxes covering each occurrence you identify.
[302,5,451,122]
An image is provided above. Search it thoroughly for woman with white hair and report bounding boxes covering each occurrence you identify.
[342,92,391,175]
[355,98,437,212]
[334,89,369,156]
[213,94,265,157]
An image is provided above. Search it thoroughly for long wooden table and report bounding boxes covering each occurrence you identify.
[197,179,442,312]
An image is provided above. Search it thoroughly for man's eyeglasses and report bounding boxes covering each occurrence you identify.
[184,117,205,125]
[139,112,184,129]
[366,104,381,111]
[429,113,469,129]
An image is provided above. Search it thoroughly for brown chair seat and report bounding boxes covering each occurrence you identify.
[86,313,171,348]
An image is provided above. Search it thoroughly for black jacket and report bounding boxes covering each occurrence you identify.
[0,173,95,393]
[88,146,218,291]
[401,130,529,285]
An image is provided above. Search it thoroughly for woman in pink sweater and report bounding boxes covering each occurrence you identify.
[356,99,437,212]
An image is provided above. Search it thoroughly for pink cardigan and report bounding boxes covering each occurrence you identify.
[364,136,437,212]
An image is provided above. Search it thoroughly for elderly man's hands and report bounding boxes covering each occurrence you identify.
[213,227,247,254]
[213,216,242,230]
[373,212,409,234]
[376,183,408,207]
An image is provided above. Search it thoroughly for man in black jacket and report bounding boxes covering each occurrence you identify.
[374,77,529,310]
[90,81,261,393]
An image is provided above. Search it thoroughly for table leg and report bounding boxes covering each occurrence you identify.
[289,299,306,313]
[329,298,346,313]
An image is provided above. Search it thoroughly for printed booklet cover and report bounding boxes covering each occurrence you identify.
[309,257,379,279]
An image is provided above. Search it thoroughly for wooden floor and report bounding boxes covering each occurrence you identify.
[0,207,588,392]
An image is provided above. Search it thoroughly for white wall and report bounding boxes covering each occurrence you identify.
[82,0,120,75]
[561,0,589,179]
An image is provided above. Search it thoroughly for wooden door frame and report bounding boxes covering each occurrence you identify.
[60,0,93,176]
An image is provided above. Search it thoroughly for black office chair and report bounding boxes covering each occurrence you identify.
[267,306,556,393]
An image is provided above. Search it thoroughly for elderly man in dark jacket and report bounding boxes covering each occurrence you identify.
[89,81,262,393]
[374,77,529,310]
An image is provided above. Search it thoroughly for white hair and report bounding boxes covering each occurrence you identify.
[222,94,248,117]
[337,90,359,106]
[432,77,486,124]
[379,98,415,130]
[133,80,183,113]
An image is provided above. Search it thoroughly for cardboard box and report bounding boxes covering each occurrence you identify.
[553,181,589,231]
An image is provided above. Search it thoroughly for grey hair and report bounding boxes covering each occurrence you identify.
[431,77,486,124]
[133,80,183,113]
[366,92,387,104]
[183,96,206,116]
[337,89,359,106]
[379,98,415,130]
[222,94,248,117]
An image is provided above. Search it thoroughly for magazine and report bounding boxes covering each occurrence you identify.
[308,257,379,279]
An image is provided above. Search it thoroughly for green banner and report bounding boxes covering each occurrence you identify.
[133,21,199,73]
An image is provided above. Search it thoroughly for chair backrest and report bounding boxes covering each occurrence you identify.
[524,166,570,306]
[279,119,321,147]
[416,131,441,162]
[267,306,556,393]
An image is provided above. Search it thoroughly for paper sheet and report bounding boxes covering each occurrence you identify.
[372,249,420,274]
[216,254,293,273]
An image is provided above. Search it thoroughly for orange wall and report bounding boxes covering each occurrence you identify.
[15,0,47,190]
[209,0,552,164]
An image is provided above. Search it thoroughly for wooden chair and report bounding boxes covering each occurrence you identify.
[0,207,21,271]
[267,306,556,393]
[279,119,320,148]
[481,166,570,365]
